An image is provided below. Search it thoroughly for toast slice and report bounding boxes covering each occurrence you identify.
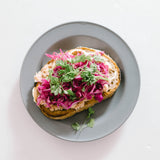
[32,47,120,120]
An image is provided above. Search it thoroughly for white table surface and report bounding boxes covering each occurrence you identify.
[1,0,160,159]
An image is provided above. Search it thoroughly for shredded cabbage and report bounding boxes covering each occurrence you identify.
[36,49,109,109]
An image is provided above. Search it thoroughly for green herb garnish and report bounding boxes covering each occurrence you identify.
[93,55,104,62]
[87,118,95,128]
[81,71,97,85]
[56,60,68,68]
[48,68,77,100]
[64,89,77,101]
[56,60,74,75]
[81,62,105,85]
[72,108,95,131]
[50,76,59,85]
[87,107,95,118]
[71,54,91,64]
[51,85,62,95]
[48,70,62,95]
[72,122,80,131]
[64,89,74,96]
[48,69,53,80]
[85,63,97,73]
[61,70,79,82]
[82,86,85,92]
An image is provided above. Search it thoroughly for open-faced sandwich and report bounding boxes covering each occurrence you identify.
[32,47,120,120]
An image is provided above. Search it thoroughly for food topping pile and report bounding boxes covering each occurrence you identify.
[35,49,109,109]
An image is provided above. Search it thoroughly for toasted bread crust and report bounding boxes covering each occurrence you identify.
[33,47,120,120]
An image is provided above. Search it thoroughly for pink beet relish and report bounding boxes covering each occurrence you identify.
[36,49,109,109]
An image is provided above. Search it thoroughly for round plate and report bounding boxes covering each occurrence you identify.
[20,22,140,142]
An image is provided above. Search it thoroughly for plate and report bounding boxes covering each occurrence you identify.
[20,22,140,142]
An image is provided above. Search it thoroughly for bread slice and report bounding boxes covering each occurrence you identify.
[32,47,120,120]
